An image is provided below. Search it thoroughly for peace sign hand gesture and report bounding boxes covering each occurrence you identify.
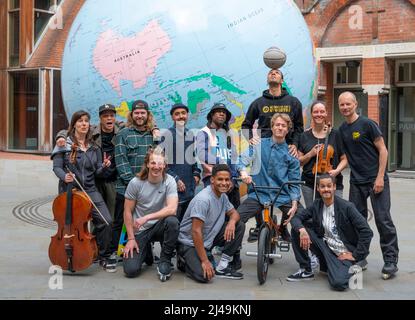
[102,152,112,168]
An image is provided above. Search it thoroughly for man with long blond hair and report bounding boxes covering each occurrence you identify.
[114,100,157,264]
[122,147,179,282]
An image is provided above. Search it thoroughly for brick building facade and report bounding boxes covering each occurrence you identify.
[1,0,414,170]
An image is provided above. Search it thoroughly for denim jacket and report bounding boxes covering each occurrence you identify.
[237,137,301,207]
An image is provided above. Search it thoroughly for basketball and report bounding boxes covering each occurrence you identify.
[263,47,287,69]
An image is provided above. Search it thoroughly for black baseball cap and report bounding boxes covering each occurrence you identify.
[99,104,116,115]
[131,100,149,111]
[170,103,189,115]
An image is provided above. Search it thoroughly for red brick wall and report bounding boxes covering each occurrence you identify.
[27,0,86,68]
[362,58,386,84]
[0,1,8,150]
[322,0,415,46]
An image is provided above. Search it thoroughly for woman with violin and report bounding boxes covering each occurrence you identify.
[298,101,348,208]
[51,110,116,272]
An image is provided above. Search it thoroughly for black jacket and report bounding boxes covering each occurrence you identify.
[291,196,373,262]
[241,89,303,146]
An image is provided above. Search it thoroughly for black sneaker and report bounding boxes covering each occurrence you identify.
[382,262,398,279]
[247,227,260,243]
[99,257,117,273]
[356,259,368,271]
[286,269,314,282]
[157,261,172,282]
[215,266,243,280]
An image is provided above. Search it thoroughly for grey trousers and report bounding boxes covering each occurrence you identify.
[177,220,245,283]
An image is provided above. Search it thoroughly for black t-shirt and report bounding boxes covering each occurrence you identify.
[298,128,344,189]
[100,131,116,180]
[339,116,384,184]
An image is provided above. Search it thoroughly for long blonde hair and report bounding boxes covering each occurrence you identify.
[137,147,167,181]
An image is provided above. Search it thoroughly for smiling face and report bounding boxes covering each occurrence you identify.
[317,177,336,201]
[210,170,231,195]
[100,111,116,132]
[147,154,166,180]
[75,115,90,135]
[132,108,148,128]
[171,108,188,127]
[311,103,328,126]
[271,116,289,141]
[338,92,358,119]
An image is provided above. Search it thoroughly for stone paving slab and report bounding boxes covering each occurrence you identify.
[1,156,414,300]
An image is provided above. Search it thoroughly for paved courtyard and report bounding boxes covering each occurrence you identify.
[0,153,414,300]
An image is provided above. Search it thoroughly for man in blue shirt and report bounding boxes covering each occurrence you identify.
[238,113,301,243]
[161,103,201,222]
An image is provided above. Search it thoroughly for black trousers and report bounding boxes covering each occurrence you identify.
[110,193,125,252]
[291,227,354,291]
[123,216,179,278]
[177,220,245,283]
[89,191,113,259]
[237,197,298,232]
[349,178,399,264]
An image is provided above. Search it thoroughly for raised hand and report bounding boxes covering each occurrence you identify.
[102,152,112,168]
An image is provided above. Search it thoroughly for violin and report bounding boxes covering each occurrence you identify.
[49,143,98,272]
[312,123,334,175]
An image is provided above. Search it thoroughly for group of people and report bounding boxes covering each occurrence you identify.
[51,67,399,291]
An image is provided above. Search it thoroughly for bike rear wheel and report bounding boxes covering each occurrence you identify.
[257,226,271,285]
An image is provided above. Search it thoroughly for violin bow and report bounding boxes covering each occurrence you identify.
[65,166,110,226]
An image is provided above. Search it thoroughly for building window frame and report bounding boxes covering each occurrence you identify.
[8,0,20,67]
[34,0,63,45]
[395,59,415,87]
[333,62,362,88]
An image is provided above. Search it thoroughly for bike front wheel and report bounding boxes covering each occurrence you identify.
[257,226,271,285]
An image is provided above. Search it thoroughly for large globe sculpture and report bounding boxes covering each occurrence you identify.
[62,0,317,128]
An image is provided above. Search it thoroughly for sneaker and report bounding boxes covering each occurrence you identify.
[215,266,243,280]
[382,262,398,278]
[309,252,320,271]
[99,257,117,273]
[356,259,368,271]
[229,252,242,271]
[212,246,223,256]
[286,269,314,282]
[110,251,122,263]
[157,260,172,282]
[247,227,260,243]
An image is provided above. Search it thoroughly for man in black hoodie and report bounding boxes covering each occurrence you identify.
[242,69,303,157]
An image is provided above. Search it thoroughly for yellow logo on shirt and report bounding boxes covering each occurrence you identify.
[352,131,361,140]
[262,105,291,113]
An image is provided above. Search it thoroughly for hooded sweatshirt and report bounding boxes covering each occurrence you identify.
[241,89,304,146]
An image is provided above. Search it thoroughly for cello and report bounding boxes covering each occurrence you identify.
[49,144,98,272]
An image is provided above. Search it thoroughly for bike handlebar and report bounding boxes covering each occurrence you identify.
[236,178,305,206]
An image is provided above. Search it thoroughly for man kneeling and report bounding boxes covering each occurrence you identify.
[177,164,245,283]
[122,147,179,282]
[287,174,373,291]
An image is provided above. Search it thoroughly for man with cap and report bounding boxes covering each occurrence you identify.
[160,103,201,222]
[114,100,158,261]
[241,68,304,158]
[196,103,240,208]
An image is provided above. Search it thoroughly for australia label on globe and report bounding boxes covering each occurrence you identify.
[62,0,317,129]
